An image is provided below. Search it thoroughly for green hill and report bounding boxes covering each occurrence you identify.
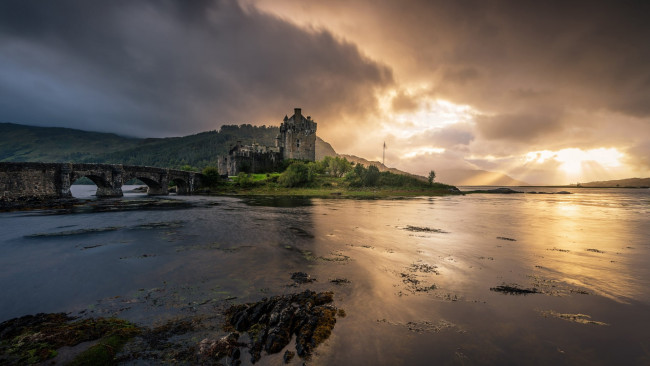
[87,125,280,169]
[0,123,140,162]
[0,122,280,170]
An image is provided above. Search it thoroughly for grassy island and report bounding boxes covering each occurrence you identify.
[198,157,460,198]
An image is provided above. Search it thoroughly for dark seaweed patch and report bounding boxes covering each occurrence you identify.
[404,225,449,233]
[586,248,605,253]
[490,284,540,295]
[496,236,517,241]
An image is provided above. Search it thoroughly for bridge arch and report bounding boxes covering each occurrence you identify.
[170,177,189,194]
[69,174,112,198]
[69,164,123,197]
[122,166,169,195]
[1,162,203,208]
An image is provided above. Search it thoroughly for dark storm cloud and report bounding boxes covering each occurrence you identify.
[0,0,392,137]
[268,0,650,144]
[404,0,650,140]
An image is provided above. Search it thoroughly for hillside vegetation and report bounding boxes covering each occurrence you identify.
[0,123,140,162]
[0,123,279,170]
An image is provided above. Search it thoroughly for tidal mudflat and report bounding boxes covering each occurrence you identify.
[1,186,649,364]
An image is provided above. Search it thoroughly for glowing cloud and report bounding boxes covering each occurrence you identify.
[525,148,624,175]
[403,147,446,159]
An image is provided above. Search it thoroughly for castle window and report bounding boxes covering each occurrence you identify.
[296,139,300,148]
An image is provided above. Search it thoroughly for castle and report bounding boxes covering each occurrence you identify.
[217,108,317,176]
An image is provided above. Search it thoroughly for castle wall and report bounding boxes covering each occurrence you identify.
[218,151,283,176]
[283,128,316,161]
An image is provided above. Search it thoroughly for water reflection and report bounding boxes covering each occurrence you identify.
[0,189,649,364]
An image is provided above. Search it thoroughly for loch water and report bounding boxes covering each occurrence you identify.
[1,185,649,365]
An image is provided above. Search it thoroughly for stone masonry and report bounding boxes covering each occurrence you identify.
[0,162,202,207]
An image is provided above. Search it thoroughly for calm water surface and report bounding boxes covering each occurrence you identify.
[1,185,649,365]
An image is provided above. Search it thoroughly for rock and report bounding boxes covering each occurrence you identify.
[291,272,315,284]
[330,278,351,285]
[130,186,148,193]
[224,290,340,362]
[283,350,295,363]
[198,332,244,360]
[487,187,521,193]
[467,187,523,194]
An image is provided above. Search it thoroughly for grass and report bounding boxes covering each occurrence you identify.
[205,175,458,198]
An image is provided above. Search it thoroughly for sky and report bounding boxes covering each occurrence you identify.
[1,0,649,184]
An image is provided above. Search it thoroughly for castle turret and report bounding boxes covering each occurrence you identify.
[294,108,302,123]
[279,107,317,161]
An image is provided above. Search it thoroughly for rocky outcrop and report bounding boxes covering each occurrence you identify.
[224,290,342,363]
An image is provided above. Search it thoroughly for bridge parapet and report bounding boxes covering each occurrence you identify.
[0,162,204,207]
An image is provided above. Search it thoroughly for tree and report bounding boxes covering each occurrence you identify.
[323,156,352,177]
[364,165,380,186]
[345,163,365,187]
[201,166,221,187]
[427,170,436,185]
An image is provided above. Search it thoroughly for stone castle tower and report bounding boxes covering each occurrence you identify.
[278,108,317,161]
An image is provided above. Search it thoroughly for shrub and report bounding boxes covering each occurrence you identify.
[279,162,311,187]
[201,166,221,187]
[236,172,254,187]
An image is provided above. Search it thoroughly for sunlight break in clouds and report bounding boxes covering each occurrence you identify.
[525,147,624,180]
[378,89,474,138]
[403,147,446,159]
[373,88,475,162]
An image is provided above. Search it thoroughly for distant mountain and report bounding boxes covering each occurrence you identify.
[435,169,529,186]
[579,177,650,188]
[315,137,337,160]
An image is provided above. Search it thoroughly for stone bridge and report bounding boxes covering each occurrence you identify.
[0,162,204,204]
